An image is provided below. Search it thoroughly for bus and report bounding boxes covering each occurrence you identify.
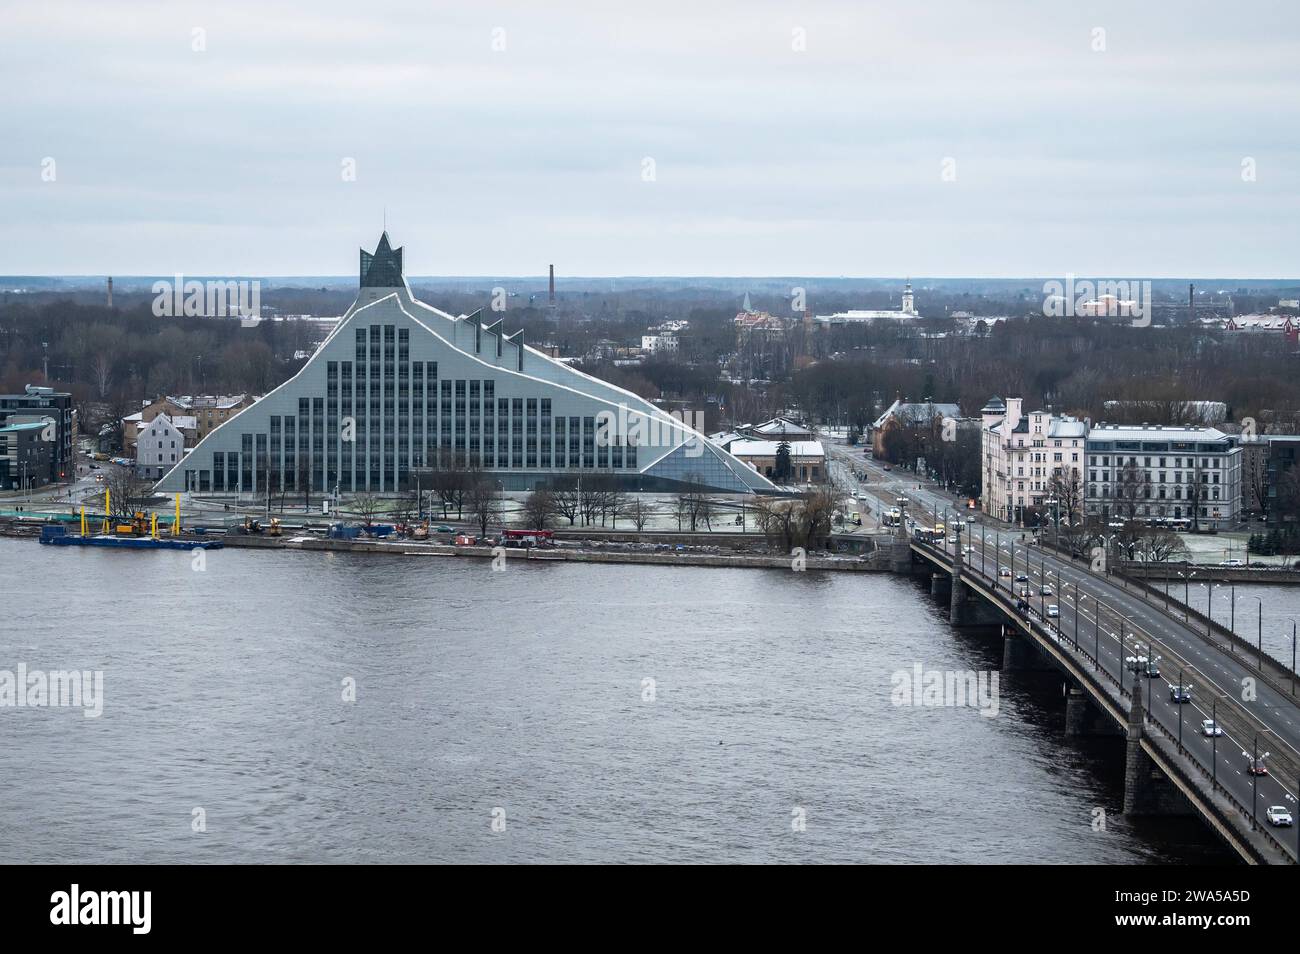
[1167,517,1191,532]
[883,508,902,528]
[914,524,945,544]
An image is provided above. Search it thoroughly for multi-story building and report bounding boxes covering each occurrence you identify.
[0,384,75,484]
[1084,424,1241,529]
[1264,435,1300,531]
[871,399,961,458]
[980,397,1088,525]
[156,234,776,497]
[135,413,187,480]
[0,421,53,491]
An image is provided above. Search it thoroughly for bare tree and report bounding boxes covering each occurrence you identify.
[551,477,581,526]
[521,488,556,529]
[1186,464,1205,532]
[465,475,502,537]
[353,493,383,528]
[1046,469,1084,526]
[625,497,656,531]
[1114,459,1148,522]
[1139,528,1188,563]
[104,468,151,523]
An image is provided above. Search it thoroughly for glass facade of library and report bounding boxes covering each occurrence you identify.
[157,246,773,497]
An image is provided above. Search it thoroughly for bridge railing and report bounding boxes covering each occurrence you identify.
[913,537,1299,861]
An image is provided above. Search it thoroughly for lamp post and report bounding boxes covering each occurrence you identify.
[1289,618,1298,696]
[1094,595,1101,671]
[1040,557,1046,620]
[1073,586,1081,650]
[1227,580,1236,637]
[1248,736,1263,830]
[1254,596,1263,670]
[1176,668,1185,752]
[1178,570,1196,618]
[1212,700,1218,789]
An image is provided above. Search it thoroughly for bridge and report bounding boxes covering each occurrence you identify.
[837,450,1300,864]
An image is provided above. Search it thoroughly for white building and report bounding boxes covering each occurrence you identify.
[136,413,186,480]
[1084,424,1241,530]
[641,332,680,353]
[981,397,1088,525]
[813,281,920,325]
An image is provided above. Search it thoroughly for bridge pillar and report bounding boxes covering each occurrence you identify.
[1122,684,1189,815]
[1064,685,1119,736]
[1002,626,1032,670]
[948,544,966,624]
[890,515,913,573]
[930,573,951,600]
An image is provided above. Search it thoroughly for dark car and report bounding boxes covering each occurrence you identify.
[1015,574,1028,583]
[1144,663,1161,678]
[1170,686,1192,703]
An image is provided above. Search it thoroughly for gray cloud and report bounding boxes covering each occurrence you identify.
[3,0,1299,276]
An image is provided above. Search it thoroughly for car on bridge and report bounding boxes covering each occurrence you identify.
[1201,720,1224,737]
[1246,757,1269,777]
[1170,685,1192,703]
[1040,584,1053,596]
[1267,806,1293,827]
[1046,604,1060,618]
[1144,660,1161,678]
[1015,573,1028,583]
[999,567,1011,577]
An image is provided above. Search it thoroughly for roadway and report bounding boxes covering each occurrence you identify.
[826,439,1300,856]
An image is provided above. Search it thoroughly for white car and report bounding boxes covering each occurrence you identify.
[1040,585,1053,596]
[1201,720,1224,737]
[1220,559,1244,567]
[1267,805,1294,827]
[1046,604,1060,618]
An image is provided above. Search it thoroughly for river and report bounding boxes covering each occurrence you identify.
[0,539,1231,863]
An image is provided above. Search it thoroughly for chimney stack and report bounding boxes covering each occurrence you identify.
[107,276,113,309]
[549,264,555,308]
[1189,282,1195,324]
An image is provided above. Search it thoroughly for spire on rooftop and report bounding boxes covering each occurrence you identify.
[360,232,404,288]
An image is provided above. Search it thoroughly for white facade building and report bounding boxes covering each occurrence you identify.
[136,413,186,480]
[1084,424,1241,530]
[980,397,1088,525]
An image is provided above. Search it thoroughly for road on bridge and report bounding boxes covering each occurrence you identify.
[826,439,1300,860]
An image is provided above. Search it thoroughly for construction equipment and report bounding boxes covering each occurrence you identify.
[113,511,150,537]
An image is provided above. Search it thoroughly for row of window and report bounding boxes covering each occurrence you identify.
[188,406,642,494]
[1088,455,1226,469]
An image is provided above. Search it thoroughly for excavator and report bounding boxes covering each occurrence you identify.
[113,511,151,537]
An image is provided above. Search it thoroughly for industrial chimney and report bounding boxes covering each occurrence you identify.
[549,264,555,308]
[1188,282,1194,324]
[107,276,114,309]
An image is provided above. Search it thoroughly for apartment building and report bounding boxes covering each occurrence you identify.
[1084,424,1241,530]
[980,396,1088,525]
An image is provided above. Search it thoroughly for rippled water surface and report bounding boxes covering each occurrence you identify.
[0,539,1231,863]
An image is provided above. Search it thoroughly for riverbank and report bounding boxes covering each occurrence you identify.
[219,532,882,571]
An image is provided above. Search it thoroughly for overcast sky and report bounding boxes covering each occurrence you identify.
[3,0,1299,277]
